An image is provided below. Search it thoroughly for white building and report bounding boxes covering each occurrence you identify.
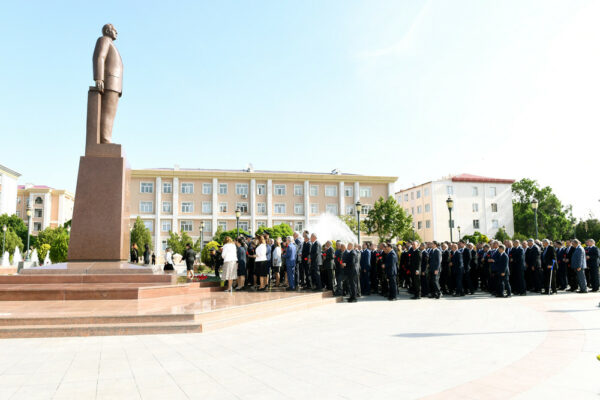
[0,165,21,216]
[396,174,515,242]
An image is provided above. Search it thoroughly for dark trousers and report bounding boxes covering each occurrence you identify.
[411,269,421,297]
[463,268,473,293]
[480,265,490,291]
[370,266,379,293]
[513,267,526,294]
[325,268,334,290]
[498,273,511,296]
[286,264,296,289]
[589,265,599,291]
[387,275,397,299]
[348,267,359,299]
[531,267,543,292]
[439,266,449,293]
[300,261,310,287]
[428,271,441,297]
[454,268,464,295]
[470,267,479,291]
[310,265,322,289]
[420,272,429,296]
[335,268,345,295]
[360,267,371,295]
[557,264,567,289]
[567,267,578,290]
[543,267,557,293]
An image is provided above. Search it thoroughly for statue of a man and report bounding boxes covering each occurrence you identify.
[92,24,123,144]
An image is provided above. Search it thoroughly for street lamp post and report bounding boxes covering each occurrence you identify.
[457,226,461,241]
[355,201,361,245]
[412,222,415,241]
[446,196,454,242]
[199,221,205,254]
[25,207,32,261]
[531,199,539,240]
[2,225,7,255]
[235,207,241,239]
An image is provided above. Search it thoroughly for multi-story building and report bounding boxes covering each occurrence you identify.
[130,167,397,255]
[0,164,21,216]
[396,173,515,242]
[16,185,75,234]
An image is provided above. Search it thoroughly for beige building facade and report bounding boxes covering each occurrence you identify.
[0,164,21,216]
[16,185,75,235]
[130,167,397,255]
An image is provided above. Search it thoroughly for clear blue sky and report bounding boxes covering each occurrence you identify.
[1,1,599,218]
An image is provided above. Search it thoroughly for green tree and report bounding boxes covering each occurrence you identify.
[512,178,574,240]
[256,223,294,240]
[575,218,600,242]
[130,216,152,253]
[2,228,23,255]
[340,214,358,236]
[214,229,249,244]
[461,231,490,244]
[494,227,511,242]
[167,231,196,255]
[364,196,414,242]
[200,240,220,265]
[35,226,70,262]
[39,243,51,261]
[0,214,28,248]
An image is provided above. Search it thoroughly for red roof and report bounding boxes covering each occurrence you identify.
[451,174,514,184]
[18,185,52,190]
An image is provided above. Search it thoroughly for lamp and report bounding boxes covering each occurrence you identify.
[235,207,241,238]
[531,199,539,239]
[2,224,6,256]
[199,221,205,254]
[446,197,454,242]
[355,201,361,244]
[457,226,461,240]
[25,206,32,261]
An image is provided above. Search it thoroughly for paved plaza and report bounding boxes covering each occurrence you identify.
[0,291,598,399]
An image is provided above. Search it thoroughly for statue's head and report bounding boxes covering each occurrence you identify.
[102,24,118,40]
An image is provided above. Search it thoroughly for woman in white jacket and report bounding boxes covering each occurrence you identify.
[221,237,238,292]
[255,236,268,291]
[272,238,282,288]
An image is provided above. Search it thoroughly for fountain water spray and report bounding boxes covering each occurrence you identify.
[305,213,357,244]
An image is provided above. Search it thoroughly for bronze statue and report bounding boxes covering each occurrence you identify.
[92,24,123,144]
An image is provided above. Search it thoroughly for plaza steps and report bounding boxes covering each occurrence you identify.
[0,274,223,301]
[0,292,341,338]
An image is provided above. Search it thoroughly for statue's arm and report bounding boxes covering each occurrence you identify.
[92,37,110,92]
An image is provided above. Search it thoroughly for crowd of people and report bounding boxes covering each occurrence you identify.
[203,231,600,301]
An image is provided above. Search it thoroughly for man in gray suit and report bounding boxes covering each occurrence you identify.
[93,23,123,144]
[309,233,323,291]
[428,241,442,299]
[570,239,588,293]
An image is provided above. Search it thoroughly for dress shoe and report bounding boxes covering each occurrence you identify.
[576,290,588,294]
[347,298,357,303]
[411,296,421,300]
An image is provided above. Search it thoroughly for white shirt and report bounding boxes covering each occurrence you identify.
[272,246,282,266]
[222,243,238,262]
[255,243,267,262]
[165,251,173,264]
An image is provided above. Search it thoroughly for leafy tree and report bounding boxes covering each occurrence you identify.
[130,217,152,253]
[575,218,600,242]
[0,214,28,248]
[494,227,511,242]
[200,240,220,265]
[512,178,574,240]
[340,215,359,236]
[39,243,51,261]
[364,196,414,242]
[2,228,23,255]
[256,224,294,240]
[167,231,196,255]
[214,229,249,244]
[35,226,70,262]
[461,231,490,244]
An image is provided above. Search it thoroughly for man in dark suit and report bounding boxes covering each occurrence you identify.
[510,240,526,295]
[309,233,323,291]
[494,244,511,297]
[383,243,398,300]
[541,239,557,294]
[459,241,473,295]
[322,241,335,291]
[370,243,379,294]
[342,242,360,302]
[420,243,429,297]
[440,242,451,295]
[300,232,312,289]
[450,243,464,296]
[555,240,567,290]
[565,239,578,291]
[585,239,599,292]
[428,241,442,299]
[525,239,542,292]
[334,241,345,296]
[360,243,372,296]
[409,241,422,299]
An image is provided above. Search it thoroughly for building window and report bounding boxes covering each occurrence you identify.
[257,184,266,195]
[294,185,303,196]
[344,186,353,197]
[218,221,227,231]
[310,203,319,214]
[424,204,430,212]
[239,221,249,232]
[162,202,172,213]
[411,207,414,215]
[16,211,20,217]
[274,185,286,196]
[424,187,430,196]
[489,187,497,197]
[236,183,248,196]
[361,204,372,214]
[492,219,499,229]
[140,182,153,193]
[181,183,194,194]
[203,221,212,233]
[473,203,479,212]
[161,240,168,251]
[202,201,211,214]
[161,220,171,232]
[34,209,43,218]
[143,220,153,232]
[473,219,480,229]
[257,203,266,214]
[181,202,193,213]
[326,204,338,215]
[447,186,454,195]
[416,190,421,199]
[163,182,172,194]
[257,221,266,229]
[310,185,318,196]
[472,186,478,196]
[410,192,414,200]
[219,202,228,212]
[180,220,192,232]
[274,203,286,214]
[294,221,303,231]
[202,183,212,195]
[236,202,248,213]
[32,222,42,231]
[325,186,337,197]
[417,221,422,229]
[425,220,431,228]
[417,205,422,214]
[140,201,153,213]
[404,194,409,201]
[294,203,304,215]
[219,183,228,195]
[346,205,355,215]
[359,187,372,198]
[491,203,498,212]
